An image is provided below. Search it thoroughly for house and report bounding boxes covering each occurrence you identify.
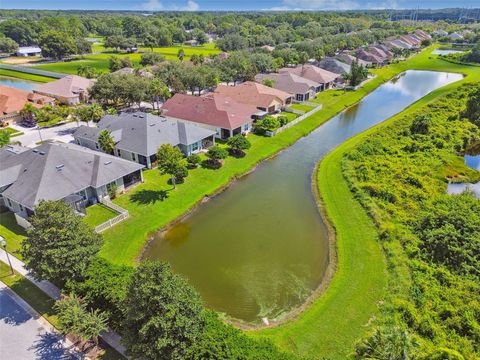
[73,112,216,169]
[112,67,154,78]
[371,45,394,60]
[184,39,198,47]
[214,81,293,114]
[162,93,258,139]
[399,35,421,48]
[15,46,42,57]
[335,52,370,67]
[368,46,393,62]
[260,45,275,52]
[317,57,351,76]
[0,142,143,227]
[278,64,339,91]
[448,33,464,41]
[33,75,95,105]
[432,30,448,37]
[255,72,320,102]
[0,86,55,126]
[355,49,385,67]
[385,39,413,51]
[414,29,432,41]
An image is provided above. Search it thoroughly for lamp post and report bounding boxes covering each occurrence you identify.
[37,125,43,144]
[0,236,14,275]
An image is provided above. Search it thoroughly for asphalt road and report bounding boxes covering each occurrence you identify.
[0,286,82,360]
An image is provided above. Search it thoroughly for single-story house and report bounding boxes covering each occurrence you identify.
[33,75,95,105]
[432,30,448,37]
[214,81,293,114]
[73,112,216,169]
[385,39,413,51]
[0,85,55,126]
[317,57,351,76]
[162,93,258,139]
[355,49,385,67]
[260,45,275,52]
[399,35,421,48]
[335,52,370,68]
[278,64,339,91]
[414,29,432,41]
[368,46,393,62]
[112,67,154,78]
[184,39,199,47]
[0,141,143,227]
[448,33,464,41]
[255,72,320,102]
[15,46,41,57]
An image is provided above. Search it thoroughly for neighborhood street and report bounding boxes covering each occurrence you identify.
[11,122,82,148]
[0,283,82,360]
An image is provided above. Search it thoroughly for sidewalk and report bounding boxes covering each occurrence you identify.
[0,249,126,357]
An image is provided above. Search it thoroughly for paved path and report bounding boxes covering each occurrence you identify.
[0,250,126,356]
[0,282,82,360]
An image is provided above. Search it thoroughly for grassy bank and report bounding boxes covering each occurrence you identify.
[99,46,459,265]
[254,53,480,358]
[0,68,55,83]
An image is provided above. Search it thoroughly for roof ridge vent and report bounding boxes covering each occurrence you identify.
[33,149,39,153]
[56,164,64,171]
[39,151,45,155]
[104,161,112,165]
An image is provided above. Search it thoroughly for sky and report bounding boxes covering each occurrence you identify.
[1,0,478,11]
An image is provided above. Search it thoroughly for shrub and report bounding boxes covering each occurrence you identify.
[204,146,228,168]
[278,115,289,127]
[186,154,201,169]
[254,116,280,135]
[227,135,251,158]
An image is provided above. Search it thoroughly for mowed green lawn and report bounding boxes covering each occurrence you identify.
[0,68,55,83]
[31,44,221,75]
[83,204,119,228]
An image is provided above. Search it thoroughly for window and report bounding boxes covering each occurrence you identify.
[191,142,199,152]
[95,143,99,149]
[19,204,24,211]
[117,149,121,156]
[7,198,12,207]
[132,153,136,161]
[243,123,250,131]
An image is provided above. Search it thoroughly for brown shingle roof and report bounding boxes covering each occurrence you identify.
[162,93,257,130]
[214,81,292,108]
[34,75,95,99]
[279,65,338,84]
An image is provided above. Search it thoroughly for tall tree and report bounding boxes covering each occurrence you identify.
[21,200,103,284]
[156,144,185,189]
[149,79,170,110]
[38,30,76,60]
[98,129,116,154]
[122,262,205,360]
[0,37,18,53]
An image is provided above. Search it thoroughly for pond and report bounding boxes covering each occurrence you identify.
[0,76,38,91]
[432,49,465,55]
[447,154,480,198]
[143,70,463,324]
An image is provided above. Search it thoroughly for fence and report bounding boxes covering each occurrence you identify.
[94,199,129,233]
[0,64,65,79]
[265,104,323,137]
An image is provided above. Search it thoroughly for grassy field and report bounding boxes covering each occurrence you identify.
[253,50,480,358]
[0,127,23,137]
[0,262,124,360]
[0,68,55,83]
[30,44,221,75]
[289,103,315,112]
[83,204,118,228]
[0,212,27,258]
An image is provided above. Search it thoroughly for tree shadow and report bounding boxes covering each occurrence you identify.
[0,290,32,326]
[129,189,169,205]
[29,332,83,360]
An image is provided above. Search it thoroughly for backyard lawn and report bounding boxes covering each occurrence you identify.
[289,103,315,113]
[83,204,119,228]
[0,212,27,258]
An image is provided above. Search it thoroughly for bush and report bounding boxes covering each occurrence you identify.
[227,135,251,158]
[186,154,201,169]
[107,183,118,199]
[278,115,289,127]
[140,52,165,66]
[206,146,228,161]
[254,116,280,135]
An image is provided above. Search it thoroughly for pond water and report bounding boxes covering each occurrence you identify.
[143,70,463,323]
[432,49,465,55]
[447,154,480,198]
[0,76,38,91]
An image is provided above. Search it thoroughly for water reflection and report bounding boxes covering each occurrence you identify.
[144,71,463,323]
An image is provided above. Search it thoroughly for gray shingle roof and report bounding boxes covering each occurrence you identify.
[73,112,215,156]
[0,142,143,209]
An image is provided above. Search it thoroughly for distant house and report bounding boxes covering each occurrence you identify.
[385,39,412,51]
[112,67,154,78]
[399,34,421,48]
[255,72,320,102]
[214,81,293,114]
[335,52,370,67]
[260,45,275,52]
[184,39,198,47]
[162,93,258,139]
[368,46,393,62]
[73,112,216,169]
[15,46,41,57]
[0,85,55,126]
[317,57,351,76]
[414,29,432,41]
[278,65,339,91]
[355,49,385,67]
[217,52,229,60]
[432,29,448,37]
[448,33,464,41]
[33,75,95,105]
[0,142,143,227]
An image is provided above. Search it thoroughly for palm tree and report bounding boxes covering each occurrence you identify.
[149,79,171,111]
[89,103,104,123]
[97,129,116,155]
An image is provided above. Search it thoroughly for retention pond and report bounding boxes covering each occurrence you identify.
[143,70,463,323]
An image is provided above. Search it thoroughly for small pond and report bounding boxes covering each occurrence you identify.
[143,70,463,323]
[448,154,480,198]
[0,76,38,91]
[432,49,465,55]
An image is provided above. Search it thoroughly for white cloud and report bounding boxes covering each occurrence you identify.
[367,0,399,9]
[282,0,361,10]
[140,0,199,11]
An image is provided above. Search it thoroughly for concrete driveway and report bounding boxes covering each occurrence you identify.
[10,122,87,148]
[0,284,82,360]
